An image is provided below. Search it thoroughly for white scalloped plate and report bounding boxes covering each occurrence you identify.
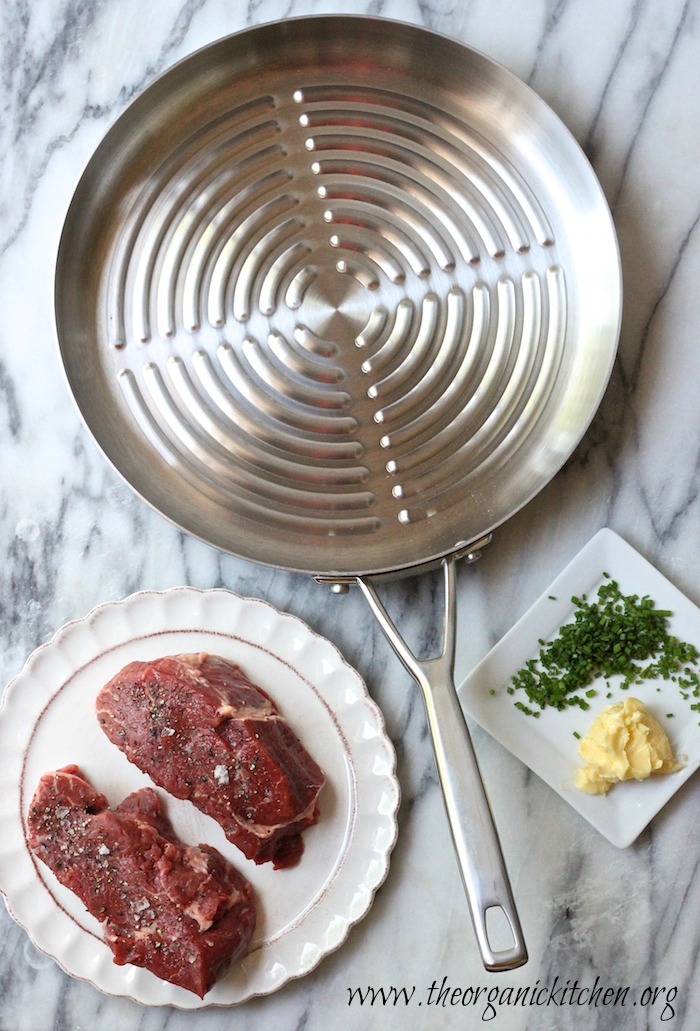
[0,588,399,1007]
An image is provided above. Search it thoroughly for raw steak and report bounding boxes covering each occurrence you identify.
[27,765,255,997]
[96,653,325,868]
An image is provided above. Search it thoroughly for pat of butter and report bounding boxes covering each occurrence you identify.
[575,697,683,795]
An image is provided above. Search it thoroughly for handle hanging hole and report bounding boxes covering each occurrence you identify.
[485,905,517,954]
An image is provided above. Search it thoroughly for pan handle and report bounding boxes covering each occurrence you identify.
[356,554,528,972]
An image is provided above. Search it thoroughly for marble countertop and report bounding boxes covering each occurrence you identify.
[1,1,699,1029]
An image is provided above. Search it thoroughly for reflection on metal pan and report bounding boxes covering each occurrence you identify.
[56,16,620,578]
[55,16,621,972]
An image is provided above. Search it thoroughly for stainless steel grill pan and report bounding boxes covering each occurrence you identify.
[55,16,621,972]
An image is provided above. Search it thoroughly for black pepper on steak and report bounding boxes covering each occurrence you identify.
[27,765,256,997]
[95,653,326,868]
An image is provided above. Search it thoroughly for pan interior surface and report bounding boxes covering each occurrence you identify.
[55,17,621,576]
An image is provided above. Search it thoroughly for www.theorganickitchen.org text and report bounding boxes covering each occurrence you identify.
[346,976,678,1021]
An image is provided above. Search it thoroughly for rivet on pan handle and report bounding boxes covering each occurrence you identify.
[355,555,528,972]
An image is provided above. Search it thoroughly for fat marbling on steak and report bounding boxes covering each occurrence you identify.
[96,653,325,868]
[27,765,256,997]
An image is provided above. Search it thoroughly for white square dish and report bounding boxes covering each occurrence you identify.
[458,528,700,848]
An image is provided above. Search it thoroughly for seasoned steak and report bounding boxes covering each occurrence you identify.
[27,765,255,997]
[96,653,325,868]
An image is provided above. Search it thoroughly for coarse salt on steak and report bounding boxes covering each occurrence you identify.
[95,653,325,868]
[27,765,255,998]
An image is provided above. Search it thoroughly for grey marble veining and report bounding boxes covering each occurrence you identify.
[1,1,700,1029]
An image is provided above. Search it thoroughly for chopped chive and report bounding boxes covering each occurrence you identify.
[508,577,700,717]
